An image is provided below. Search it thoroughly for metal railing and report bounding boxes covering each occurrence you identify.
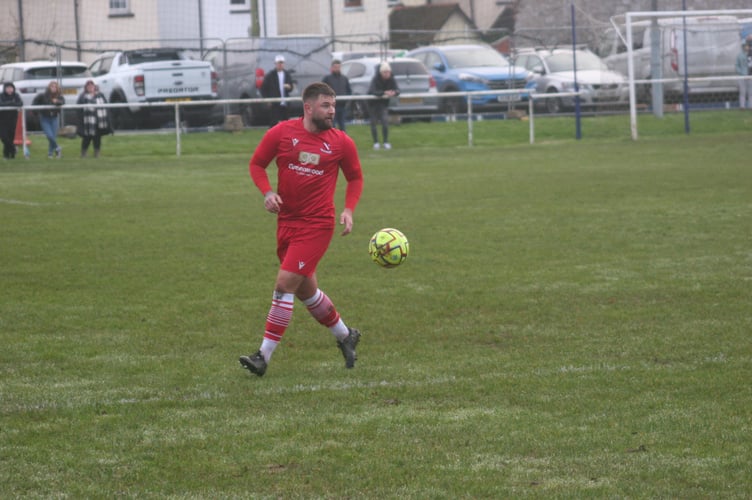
[1,87,629,156]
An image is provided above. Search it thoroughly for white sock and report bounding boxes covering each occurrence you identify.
[259,338,277,362]
[330,318,349,341]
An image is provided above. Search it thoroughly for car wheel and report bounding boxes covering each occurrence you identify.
[239,98,254,127]
[110,92,137,129]
[545,89,562,114]
[440,86,466,115]
[352,100,369,120]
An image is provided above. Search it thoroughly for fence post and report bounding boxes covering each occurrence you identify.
[529,97,535,145]
[466,95,473,147]
[174,103,181,157]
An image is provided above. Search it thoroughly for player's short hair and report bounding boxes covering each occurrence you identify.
[303,82,336,102]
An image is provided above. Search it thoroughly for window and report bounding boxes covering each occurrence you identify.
[345,0,362,8]
[109,0,131,15]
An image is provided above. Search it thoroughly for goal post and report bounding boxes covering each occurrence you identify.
[609,9,752,140]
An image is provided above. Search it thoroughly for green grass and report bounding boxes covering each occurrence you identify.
[2,113,751,498]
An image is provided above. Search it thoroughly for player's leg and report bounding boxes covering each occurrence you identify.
[298,276,361,369]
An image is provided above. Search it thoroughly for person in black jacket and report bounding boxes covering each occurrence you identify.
[367,62,399,150]
[0,82,23,159]
[76,80,113,158]
[322,59,352,132]
[260,55,294,127]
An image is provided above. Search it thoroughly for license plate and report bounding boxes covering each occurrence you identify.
[166,97,192,102]
[497,94,521,102]
[399,97,422,104]
[63,88,78,95]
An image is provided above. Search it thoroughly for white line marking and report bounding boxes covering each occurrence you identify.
[0,198,45,206]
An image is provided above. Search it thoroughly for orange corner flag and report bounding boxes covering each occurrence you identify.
[13,112,31,147]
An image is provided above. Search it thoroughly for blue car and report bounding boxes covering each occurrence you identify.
[406,44,530,114]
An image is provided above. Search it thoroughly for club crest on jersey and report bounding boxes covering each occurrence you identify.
[298,151,320,165]
[320,142,332,154]
[292,138,299,147]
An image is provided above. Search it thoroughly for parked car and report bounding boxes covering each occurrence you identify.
[340,56,438,120]
[597,15,741,102]
[332,49,402,62]
[406,44,530,114]
[515,48,628,113]
[203,36,332,126]
[0,60,91,129]
[88,48,217,129]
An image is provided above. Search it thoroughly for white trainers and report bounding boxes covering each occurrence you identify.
[373,143,381,150]
[55,146,63,159]
[383,143,392,150]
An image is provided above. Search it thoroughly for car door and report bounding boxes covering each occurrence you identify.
[420,50,450,90]
[89,55,115,97]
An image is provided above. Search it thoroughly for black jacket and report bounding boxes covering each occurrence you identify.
[368,72,400,101]
[32,89,65,118]
[260,69,294,99]
[0,83,23,124]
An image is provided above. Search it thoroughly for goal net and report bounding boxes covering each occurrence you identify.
[605,9,752,139]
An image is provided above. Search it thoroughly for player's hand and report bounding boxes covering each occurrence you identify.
[339,208,353,236]
[264,191,282,214]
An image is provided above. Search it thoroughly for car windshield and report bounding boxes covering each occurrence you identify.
[545,51,608,72]
[125,50,186,64]
[444,48,510,69]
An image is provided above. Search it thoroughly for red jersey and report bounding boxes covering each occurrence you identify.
[249,118,363,228]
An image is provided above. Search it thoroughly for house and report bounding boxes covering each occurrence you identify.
[394,0,515,33]
[389,4,481,50]
[0,0,254,63]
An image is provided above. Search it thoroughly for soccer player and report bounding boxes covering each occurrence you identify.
[239,82,364,377]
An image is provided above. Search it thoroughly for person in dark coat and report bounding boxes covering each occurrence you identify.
[260,54,294,127]
[322,59,352,132]
[367,61,399,150]
[0,82,23,159]
[76,80,113,158]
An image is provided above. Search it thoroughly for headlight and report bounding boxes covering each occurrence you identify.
[457,72,487,85]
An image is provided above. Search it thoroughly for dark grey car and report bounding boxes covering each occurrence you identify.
[204,36,332,126]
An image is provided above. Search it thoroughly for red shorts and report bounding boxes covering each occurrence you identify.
[277,224,334,277]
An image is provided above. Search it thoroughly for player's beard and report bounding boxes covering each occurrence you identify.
[312,115,333,131]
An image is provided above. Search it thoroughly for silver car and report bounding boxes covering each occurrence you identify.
[340,56,438,120]
[0,60,91,129]
[515,48,628,113]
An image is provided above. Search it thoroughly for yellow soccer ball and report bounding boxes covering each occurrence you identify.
[369,228,409,268]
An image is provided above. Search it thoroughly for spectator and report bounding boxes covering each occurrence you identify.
[261,54,294,126]
[736,37,752,109]
[76,80,113,158]
[32,81,65,159]
[367,61,399,150]
[322,59,352,132]
[0,82,23,159]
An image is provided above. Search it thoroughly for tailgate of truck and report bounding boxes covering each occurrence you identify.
[142,61,214,100]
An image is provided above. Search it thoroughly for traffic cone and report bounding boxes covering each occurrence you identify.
[12,111,30,158]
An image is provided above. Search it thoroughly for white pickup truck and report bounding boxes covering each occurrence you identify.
[88,48,218,129]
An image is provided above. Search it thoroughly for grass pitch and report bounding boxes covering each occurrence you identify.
[1,115,751,497]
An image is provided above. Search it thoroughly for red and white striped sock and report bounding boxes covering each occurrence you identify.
[259,292,294,361]
[303,288,349,341]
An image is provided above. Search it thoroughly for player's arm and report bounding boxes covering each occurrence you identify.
[339,137,364,235]
[249,127,283,213]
